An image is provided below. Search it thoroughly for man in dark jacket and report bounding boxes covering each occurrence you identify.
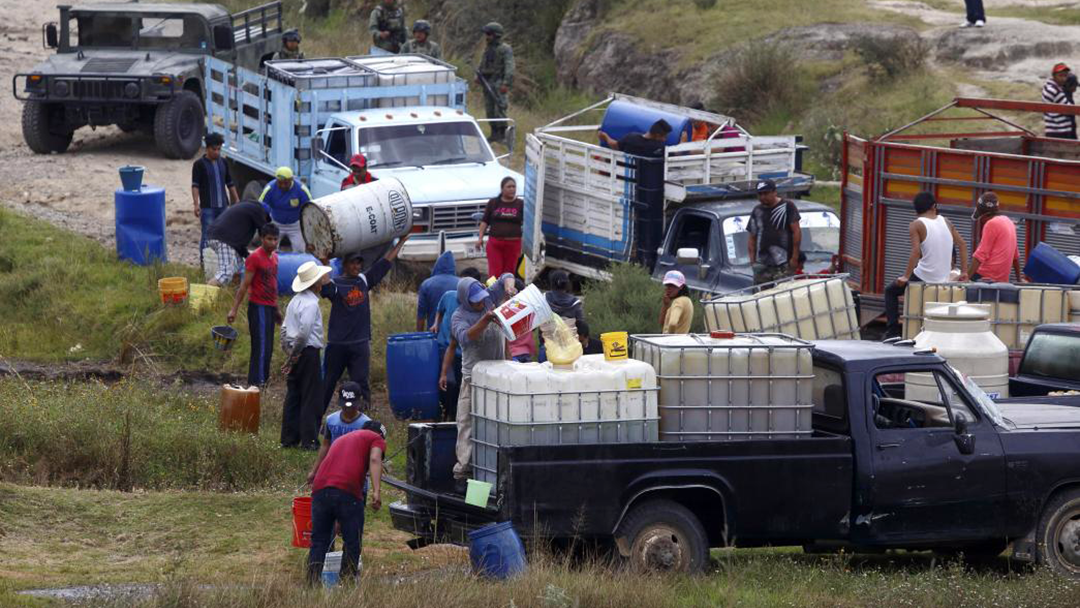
[540,269,585,362]
[416,251,458,331]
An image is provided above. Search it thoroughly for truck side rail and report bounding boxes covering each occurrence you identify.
[229,1,283,45]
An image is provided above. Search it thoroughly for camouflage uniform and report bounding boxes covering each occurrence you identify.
[401,38,442,60]
[271,48,304,61]
[369,2,407,54]
[478,23,514,142]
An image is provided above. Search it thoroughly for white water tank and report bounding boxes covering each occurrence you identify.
[908,302,1010,400]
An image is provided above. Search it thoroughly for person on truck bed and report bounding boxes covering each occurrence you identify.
[747,179,802,285]
[272,29,304,61]
[660,270,694,334]
[448,274,516,489]
[227,222,281,387]
[192,133,239,274]
[340,154,376,191]
[260,167,313,253]
[478,22,514,144]
[401,20,441,59]
[969,192,1025,284]
[206,201,271,287]
[478,177,524,278]
[1042,63,1076,140]
[370,0,407,54]
[883,192,969,340]
[598,119,671,158]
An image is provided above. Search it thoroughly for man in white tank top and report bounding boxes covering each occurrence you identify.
[883,192,969,339]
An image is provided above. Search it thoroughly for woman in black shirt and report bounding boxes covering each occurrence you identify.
[477,177,524,277]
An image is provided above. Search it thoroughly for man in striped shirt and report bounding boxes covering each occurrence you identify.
[1042,63,1076,140]
[192,133,239,269]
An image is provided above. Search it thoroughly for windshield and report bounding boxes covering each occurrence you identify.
[1019,332,1078,380]
[952,366,1006,427]
[721,209,840,266]
[357,122,493,168]
[73,13,208,49]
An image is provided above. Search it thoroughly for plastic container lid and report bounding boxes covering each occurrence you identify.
[924,301,991,320]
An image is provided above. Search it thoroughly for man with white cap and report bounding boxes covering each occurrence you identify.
[259,166,313,252]
[281,259,334,449]
[660,270,693,334]
[969,192,1025,284]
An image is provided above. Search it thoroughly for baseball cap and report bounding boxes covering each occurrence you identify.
[362,419,387,439]
[663,270,686,288]
[338,381,363,409]
[468,281,491,304]
[973,192,1000,219]
[275,166,294,180]
[1053,62,1071,74]
[756,179,777,194]
[349,153,367,169]
[343,251,364,263]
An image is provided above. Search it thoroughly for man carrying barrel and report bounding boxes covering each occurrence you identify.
[259,167,313,252]
[340,154,376,191]
[318,234,410,413]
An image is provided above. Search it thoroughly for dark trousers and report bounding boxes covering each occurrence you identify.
[964,0,985,22]
[282,347,323,449]
[440,350,462,422]
[1048,127,1078,140]
[322,341,371,412]
[199,206,226,269]
[307,487,365,585]
[884,274,923,335]
[247,302,276,386]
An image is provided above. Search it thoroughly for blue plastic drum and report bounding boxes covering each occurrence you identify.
[598,99,693,148]
[468,521,527,579]
[115,186,166,265]
[1024,242,1080,285]
[386,332,441,420]
[276,252,319,296]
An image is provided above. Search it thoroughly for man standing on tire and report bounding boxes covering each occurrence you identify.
[369,0,406,54]
[192,133,239,273]
[747,179,802,286]
[227,223,281,386]
[478,22,514,144]
[259,167,313,252]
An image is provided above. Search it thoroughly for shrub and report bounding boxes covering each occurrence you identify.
[853,34,929,82]
[710,44,810,127]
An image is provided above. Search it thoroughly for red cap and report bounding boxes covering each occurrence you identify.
[1053,62,1071,74]
[349,153,367,168]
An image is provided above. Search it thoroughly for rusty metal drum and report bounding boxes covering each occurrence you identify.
[301,177,413,259]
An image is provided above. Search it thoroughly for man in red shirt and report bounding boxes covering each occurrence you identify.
[340,153,377,190]
[307,419,386,585]
[227,223,281,386]
[969,192,1026,283]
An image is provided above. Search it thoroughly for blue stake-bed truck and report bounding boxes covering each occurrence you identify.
[388,340,1080,576]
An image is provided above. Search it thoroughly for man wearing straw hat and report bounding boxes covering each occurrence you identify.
[281,260,334,450]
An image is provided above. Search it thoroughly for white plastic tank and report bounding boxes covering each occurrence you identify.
[704,276,859,340]
[470,355,658,485]
[347,55,455,107]
[907,302,1010,400]
[301,177,412,259]
[631,333,814,441]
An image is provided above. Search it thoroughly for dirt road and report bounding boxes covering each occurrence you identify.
[0,1,201,266]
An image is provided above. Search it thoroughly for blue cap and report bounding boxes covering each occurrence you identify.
[468,281,490,304]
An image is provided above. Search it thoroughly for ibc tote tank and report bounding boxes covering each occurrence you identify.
[907,302,1009,399]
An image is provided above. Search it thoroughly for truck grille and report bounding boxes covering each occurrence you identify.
[429,202,486,233]
[69,79,135,100]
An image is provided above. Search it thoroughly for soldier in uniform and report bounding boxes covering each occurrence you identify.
[478,22,514,144]
[272,29,304,61]
[369,0,407,54]
[400,20,441,60]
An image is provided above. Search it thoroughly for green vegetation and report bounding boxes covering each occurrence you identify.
[582,264,704,338]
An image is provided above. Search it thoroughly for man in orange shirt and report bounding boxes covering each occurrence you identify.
[969,192,1025,283]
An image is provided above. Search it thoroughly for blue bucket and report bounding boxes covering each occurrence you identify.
[468,521,527,579]
[119,165,145,192]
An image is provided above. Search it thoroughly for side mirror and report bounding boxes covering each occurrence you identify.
[953,418,975,455]
[213,25,234,51]
[44,23,58,49]
[675,247,699,264]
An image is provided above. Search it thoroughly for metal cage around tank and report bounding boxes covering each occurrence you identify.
[702,274,860,341]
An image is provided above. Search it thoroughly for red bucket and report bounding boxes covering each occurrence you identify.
[292,496,312,548]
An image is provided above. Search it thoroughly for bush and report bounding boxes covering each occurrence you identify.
[710,44,811,127]
[853,34,929,82]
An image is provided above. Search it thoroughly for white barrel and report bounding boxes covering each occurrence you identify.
[908,302,1010,400]
[301,178,412,259]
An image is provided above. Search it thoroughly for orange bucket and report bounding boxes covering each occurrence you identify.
[158,277,189,306]
[292,496,313,548]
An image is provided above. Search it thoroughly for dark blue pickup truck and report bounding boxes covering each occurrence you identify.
[388,341,1080,576]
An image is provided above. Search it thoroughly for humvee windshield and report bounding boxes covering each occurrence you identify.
[72,13,208,50]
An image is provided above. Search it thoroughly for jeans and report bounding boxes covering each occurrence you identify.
[884,274,923,335]
[322,341,371,413]
[964,0,985,22]
[307,487,365,585]
[282,347,323,449]
[247,302,276,386]
[199,206,226,269]
[486,237,521,278]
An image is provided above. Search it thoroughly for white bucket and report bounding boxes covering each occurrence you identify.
[301,178,413,259]
[493,284,553,341]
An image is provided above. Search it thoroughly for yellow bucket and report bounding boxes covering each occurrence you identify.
[158,277,189,306]
[600,331,629,361]
[189,283,220,311]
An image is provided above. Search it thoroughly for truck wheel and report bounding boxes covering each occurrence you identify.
[154,91,204,159]
[616,499,709,573]
[21,101,73,154]
[1037,488,1080,577]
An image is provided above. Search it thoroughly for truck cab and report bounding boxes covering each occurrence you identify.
[309,107,522,264]
[1009,323,1080,397]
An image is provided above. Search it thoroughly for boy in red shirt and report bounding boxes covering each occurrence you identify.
[227,223,281,386]
[969,192,1025,283]
[307,419,386,585]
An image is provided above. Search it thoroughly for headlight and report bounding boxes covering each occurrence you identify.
[52,80,69,97]
[26,74,46,92]
[124,82,140,98]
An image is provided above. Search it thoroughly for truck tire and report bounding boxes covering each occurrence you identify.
[21,101,73,154]
[154,91,204,159]
[616,499,709,573]
[1036,488,1080,577]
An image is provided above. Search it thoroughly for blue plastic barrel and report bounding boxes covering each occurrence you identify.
[277,252,319,296]
[386,333,441,420]
[1024,242,1080,284]
[115,186,166,265]
[598,99,693,148]
[468,521,527,579]
[118,165,145,191]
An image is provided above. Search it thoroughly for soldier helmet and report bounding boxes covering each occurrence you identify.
[482,22,504,37]
[282,29,301,43]
[413,20,432,34]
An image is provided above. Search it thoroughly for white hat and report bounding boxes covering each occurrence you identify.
[292,261,333,293]
[662,270,686,288]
